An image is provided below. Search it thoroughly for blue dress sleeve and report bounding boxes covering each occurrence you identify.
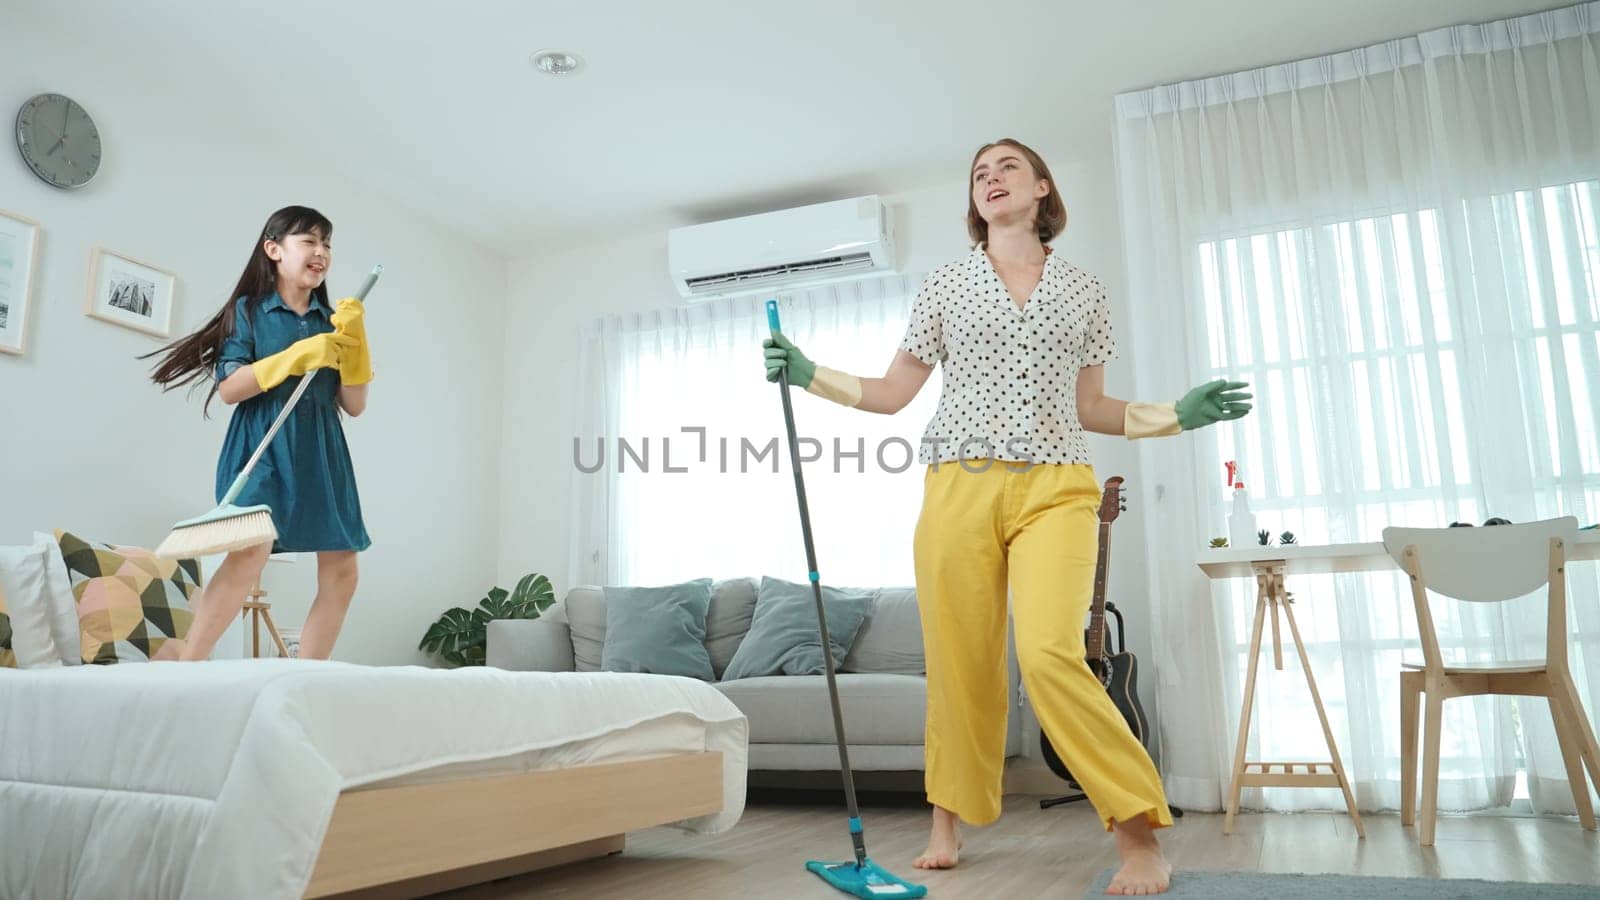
[216,297,255,380]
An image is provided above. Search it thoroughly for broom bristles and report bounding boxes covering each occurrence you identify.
[154,511,277,559]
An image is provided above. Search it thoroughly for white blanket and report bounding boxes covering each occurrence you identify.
[0,660,748,900]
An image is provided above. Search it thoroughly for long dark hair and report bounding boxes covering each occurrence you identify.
[144,205,333,414]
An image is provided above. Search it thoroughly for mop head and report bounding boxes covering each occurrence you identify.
[805,859,927,899]
[154,504,277,559]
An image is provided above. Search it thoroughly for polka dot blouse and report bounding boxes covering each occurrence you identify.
[898,245,1118,466]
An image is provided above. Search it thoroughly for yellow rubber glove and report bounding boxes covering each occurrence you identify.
[330,297,373,385]
[251,332,357,392]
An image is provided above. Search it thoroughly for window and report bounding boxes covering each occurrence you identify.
[594,279,940,587]
[1197,180,1600,809]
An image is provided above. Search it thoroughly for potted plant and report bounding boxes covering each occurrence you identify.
[419,573,555,666]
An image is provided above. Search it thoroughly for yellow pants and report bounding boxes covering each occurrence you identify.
[914,461,1172,830]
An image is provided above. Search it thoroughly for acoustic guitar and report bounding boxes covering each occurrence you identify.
[1038,476,1154,801]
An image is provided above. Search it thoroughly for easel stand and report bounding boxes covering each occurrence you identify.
[243,575,290,659]
[1223,563,1364,836]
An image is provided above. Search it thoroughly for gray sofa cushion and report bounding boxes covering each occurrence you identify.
[565,579,754,677]
[722,577,871,680]
[485,618,573,672]
[600,579,715,680]
[843,586,924,675]
[705,577,757,679]
[562,586,607,673]
[714,674,926,745]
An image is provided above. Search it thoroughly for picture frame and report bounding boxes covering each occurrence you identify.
[0,209,41,356]
[85,247,177,338]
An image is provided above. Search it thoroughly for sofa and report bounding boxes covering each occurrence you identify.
[487,577,1022,772]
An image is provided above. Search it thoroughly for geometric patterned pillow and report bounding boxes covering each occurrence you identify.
[53,530,201,664]
[0,583,14,669]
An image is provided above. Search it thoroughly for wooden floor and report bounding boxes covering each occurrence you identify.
[438,795,1600,898]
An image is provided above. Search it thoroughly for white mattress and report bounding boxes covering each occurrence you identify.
[0,660,748,900]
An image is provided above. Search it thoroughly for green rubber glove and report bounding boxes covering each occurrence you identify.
[1176,379,1253,430]
[762,332,816,389]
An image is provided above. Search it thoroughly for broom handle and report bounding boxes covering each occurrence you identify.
[218,265,382,507]
[766,299,868,869]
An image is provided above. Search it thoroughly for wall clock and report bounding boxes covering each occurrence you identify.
[15,93,102,190]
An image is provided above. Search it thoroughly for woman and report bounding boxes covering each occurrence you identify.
[763,139,1250,895]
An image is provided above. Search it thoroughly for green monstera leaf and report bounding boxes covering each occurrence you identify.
[420,573,557,668]
[508,573,555,618]
[417,606,479,667]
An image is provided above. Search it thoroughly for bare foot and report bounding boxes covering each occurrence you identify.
[912,804,964,869]
[1106,815,1171,895]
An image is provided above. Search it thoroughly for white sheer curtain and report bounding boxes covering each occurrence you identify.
[567,274,939,590]
[1115,3,1600,815]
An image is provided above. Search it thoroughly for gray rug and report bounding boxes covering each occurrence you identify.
[1086,869,1599,897]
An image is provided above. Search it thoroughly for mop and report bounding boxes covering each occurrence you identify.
[153,265,382,559]
[766,299,929,899]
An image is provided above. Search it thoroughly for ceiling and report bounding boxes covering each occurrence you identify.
[13,0,1574,254]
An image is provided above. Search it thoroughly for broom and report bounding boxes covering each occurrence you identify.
[766,299,928,900]
[153,265,382,559]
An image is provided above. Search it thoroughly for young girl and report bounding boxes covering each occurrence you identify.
[147,205,373,661]
[763,140,1251,896]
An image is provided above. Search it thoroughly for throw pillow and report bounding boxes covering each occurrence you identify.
[842,586,925,675]
[705,577,758,679]
[563,586,607,673]
[600,578,715,680]
[0,540,69,668]
[30,532,82,666]
[0,586,11,669]
[53,530,201,664]
[721,576,872,680]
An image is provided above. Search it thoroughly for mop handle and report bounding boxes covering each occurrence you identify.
[218,265,383,507]
[767,300,868,866]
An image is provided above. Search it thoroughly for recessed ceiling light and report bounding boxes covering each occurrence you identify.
[531,49,583,76]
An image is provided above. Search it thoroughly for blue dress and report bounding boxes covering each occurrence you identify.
[214,292,370,553]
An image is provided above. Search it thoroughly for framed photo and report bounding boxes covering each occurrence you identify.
[85,247,176,338]
[0,209,41,356]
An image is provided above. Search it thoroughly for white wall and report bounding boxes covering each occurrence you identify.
[496,137,1167,761]
[2,2,1170,740]
[0,18,508,666]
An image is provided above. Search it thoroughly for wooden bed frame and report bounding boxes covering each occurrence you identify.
[304,751,723,899]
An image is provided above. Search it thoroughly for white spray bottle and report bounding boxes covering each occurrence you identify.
[1226,461,1257,549]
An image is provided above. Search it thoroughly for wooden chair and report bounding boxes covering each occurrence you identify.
[1383,516,1600,845]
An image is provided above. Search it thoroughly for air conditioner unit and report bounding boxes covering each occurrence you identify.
[668,195,896,300]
